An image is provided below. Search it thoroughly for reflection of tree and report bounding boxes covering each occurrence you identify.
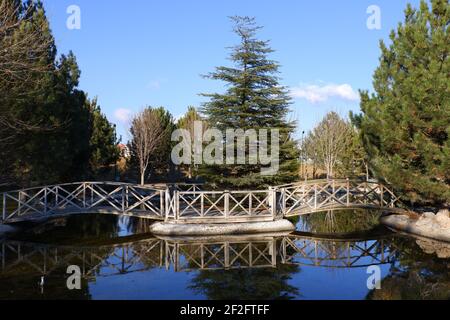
[367,237,450,300]
[0,270,91,300]
[13,214,121,245]
[188,264,300,300]
[302,209,380,234]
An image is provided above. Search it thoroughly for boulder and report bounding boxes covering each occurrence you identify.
[415,212,435,227]
[436,209,450,229]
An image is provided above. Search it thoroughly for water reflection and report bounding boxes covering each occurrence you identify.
[0,213,449,300]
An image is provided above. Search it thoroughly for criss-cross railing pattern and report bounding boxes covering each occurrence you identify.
[280,236,395,268]
[0,239,164,278]
[165,239,277,271]
[0,235,399,278]
[1,180,401,224]
[1,182,165,223]
[172,190,275,223]
[279,179,400,217]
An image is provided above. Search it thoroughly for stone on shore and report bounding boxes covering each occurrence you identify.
[381,210,450,243]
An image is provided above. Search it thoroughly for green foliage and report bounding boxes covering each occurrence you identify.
[356,0,450,205]
[301,209,381,234]
[150,107,176,175]
[0,1,119,186]
[200,16,300,189]
[189,264,300,300]
[88,98,120,175]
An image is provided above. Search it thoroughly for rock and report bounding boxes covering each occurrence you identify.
[416,239,450,259]
[382,213,450,243]
[415,215,434,227]
[436,209,450,227]
[422,212,436,219]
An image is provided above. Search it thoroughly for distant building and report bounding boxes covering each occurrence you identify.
[118,143,131,159]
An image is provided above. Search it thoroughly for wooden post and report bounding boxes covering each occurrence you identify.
[380,184,384,207]
[165,187,170,221]
[224,191,229,219]
[160,190,164,219]
[269,188,276,220]
[314,184,317,210]
[122,185,126,213]
[224,242,230,269]
[44,188,47,215]
[200,192,204,218]
[82,183,86,209]
[2,193,6,222]
[175,191,179,221]
[346,178,350,206]
[55,187,59,208]
[18,191,22,216]
[271,240,277,266]
[249,192,253,215]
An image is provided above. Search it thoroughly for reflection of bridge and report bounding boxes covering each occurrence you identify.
[0,235,398,278]
[0,180,400,224]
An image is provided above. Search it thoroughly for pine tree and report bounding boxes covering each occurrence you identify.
[356,0,450,206]
[88,98,120,175]
[201,16,300,189]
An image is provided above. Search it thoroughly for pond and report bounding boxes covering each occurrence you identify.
[0,211,449,300]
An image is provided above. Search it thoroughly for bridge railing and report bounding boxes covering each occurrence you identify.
[279,179,399,217]
[1,182,166,223]
[1,179,400,224]
[165,188,278,223]
[0,236,397,277]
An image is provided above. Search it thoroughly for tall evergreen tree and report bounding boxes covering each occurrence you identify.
[0,1,119,186]
[355,0,449,206]
[87,98,120,175]
[201,16,300,189]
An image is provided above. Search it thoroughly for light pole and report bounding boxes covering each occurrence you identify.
[301,131,305,179]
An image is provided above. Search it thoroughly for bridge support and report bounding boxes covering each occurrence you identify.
[149,219,296,237]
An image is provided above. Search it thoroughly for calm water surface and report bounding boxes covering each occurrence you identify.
[0,211,449,300]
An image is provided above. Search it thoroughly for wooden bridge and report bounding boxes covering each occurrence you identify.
[0,235,398,278]
[0,180,400,225]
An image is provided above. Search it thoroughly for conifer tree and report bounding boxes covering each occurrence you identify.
[356,0,450,205]
[201,16,300,189]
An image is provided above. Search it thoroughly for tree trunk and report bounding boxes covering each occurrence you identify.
[140,171,145,186]
[188,166,192,179]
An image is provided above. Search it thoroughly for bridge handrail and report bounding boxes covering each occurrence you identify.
[1,179,401,224]
[275,178,386,189]
[0,181,163,195]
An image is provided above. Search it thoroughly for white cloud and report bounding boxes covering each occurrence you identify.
[114,108,133,124]
[290,83,360,103]
[147,78,168,90]
[147,80,161,90]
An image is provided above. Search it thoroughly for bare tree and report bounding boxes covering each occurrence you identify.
[177,106,207,179]
[130,109,166,185]
[304,112,353,179]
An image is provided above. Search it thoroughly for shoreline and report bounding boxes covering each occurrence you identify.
[380,209,450,243]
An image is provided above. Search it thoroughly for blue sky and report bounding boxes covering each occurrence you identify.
[41,0,420,141]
